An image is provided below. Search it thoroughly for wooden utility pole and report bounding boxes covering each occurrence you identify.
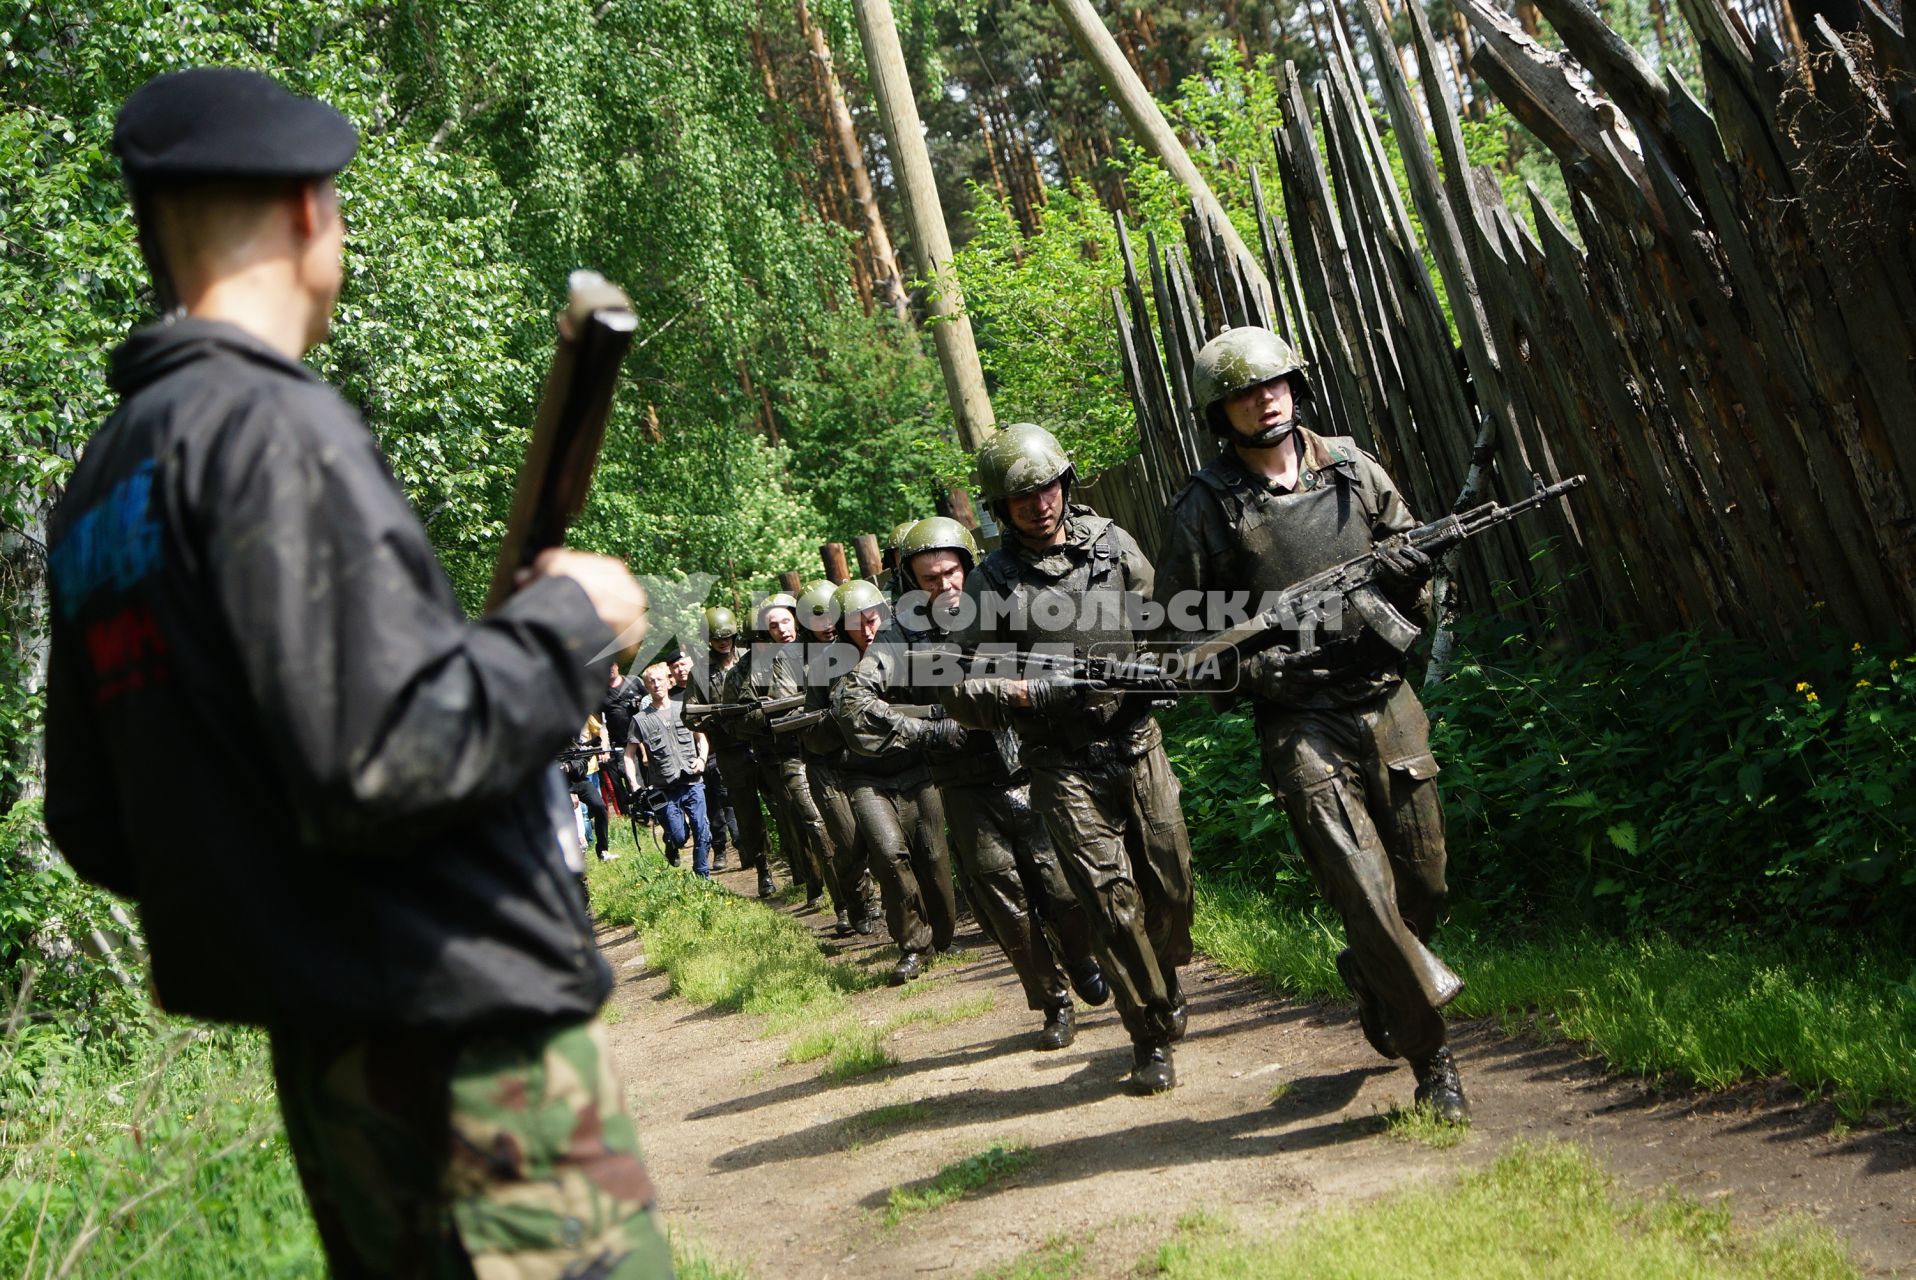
[850,0,997,452]
[1049,0,1269,299]
[820,542,851,583]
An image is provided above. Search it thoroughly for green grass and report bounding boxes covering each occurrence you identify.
[971,1232,1088,1279]
[589,833,882,1025]
[824,1035,898,1081]
[669,1226,754,1279]
[884,1142,1034,1226]
[840,1101,932,1150]
[1151,1140,1856,1279]
[0,1024,322,1278]
[1195,875,1916,1119]
[1382,1104,1469,1149]
[885,993,997,1030]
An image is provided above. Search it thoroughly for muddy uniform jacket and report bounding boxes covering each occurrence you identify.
[43,319,615,1031]
[1156,432,1429,710]
[834,622,1004,788]
[942,506,1161,764]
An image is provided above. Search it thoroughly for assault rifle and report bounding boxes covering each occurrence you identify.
[681,693,805,725]
[484,271,639,613]
[979,473,1586,693]
[768,703,944,736]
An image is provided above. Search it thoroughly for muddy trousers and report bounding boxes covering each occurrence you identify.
[1031,740,1194,1045]
[944,781,1101,1013]
[846,767,958,956]
[809,758,877,922]
[271,1017,672,1279]
[1257,680,1453,1063]
[712,749,769,876]
[761,753,833,897]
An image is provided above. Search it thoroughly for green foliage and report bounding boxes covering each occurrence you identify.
[1153,1139,1857,1279]
[0,802,145,1044]
[0,1024,323,1278]
[1426,629,1914,934]
[1165,628,1915,937]
[951,179,1161,476]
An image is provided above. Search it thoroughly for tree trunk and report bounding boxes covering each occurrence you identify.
[1049,0,1270,295]
[851,0,998,450]
[796,0,910,325]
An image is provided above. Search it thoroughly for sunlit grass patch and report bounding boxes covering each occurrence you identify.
[668,1224,754,1279]
[1150,1140,1856,1279]
[884,1142,1034,1226]
[971,1231,1088,1279]
[885,993,997,1032]
[588,846,881,1029]
[1381,1103,1468,1149]
[1194,877,1916,1119]
[825,1033,896,1081]
[840,1100,932,1150]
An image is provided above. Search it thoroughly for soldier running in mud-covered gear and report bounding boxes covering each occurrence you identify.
[44,67,673,1276]
[1158,325,1468,1123]
[795,578,880,937]
[828,578,961,984]
[721,593,839,912]
[837,517,1110,1049]
[688,605,774,894]
[940,425,1196,1095]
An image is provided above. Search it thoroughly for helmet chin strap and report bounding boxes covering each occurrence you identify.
[1232,417,1297,449]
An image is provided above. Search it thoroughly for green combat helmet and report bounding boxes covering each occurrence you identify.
[896,516,981,590]
[833,577,887,623]
[974,423,1075,512]
[882,519,918,571]
[704,605,739,643]
[1190,326,1313,444]
[756,592,799,634]
[795,579,839,636]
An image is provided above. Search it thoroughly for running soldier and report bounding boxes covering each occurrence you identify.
[838,517,1110,1049]
[1157,326,1467,1123]
[941,425,1196,1094]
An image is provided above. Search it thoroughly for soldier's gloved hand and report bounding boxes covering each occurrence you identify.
[1022,676,1098,716]
[1374,542,1432,591]
[1239,651,1295,702]
[922,717,970,752]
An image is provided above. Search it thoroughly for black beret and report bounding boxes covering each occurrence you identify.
[113,67,357,184]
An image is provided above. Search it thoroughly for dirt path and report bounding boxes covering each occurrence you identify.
[599,871,1916,1279]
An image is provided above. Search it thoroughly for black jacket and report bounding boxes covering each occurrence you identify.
[44,318,615,1031]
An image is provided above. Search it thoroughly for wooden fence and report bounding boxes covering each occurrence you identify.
[1099,0,1916,649]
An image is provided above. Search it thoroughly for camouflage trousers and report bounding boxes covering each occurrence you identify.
[270,1016,673,1279]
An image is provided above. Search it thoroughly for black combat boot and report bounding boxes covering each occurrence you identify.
[1411,1045,1469,1124]
[710,850,728,873]
[833,909,854,938]
[1126,1040,1176,1095]
[756,863,777,899]
[1336,948,1399,1059]
[1037,1003,1075,1051]
[1067,959,1110,1007]
[889,950,928,986]
[1166,973,1188,1043]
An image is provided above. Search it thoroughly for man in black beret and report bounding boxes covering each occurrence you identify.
[43,68,673,1277]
